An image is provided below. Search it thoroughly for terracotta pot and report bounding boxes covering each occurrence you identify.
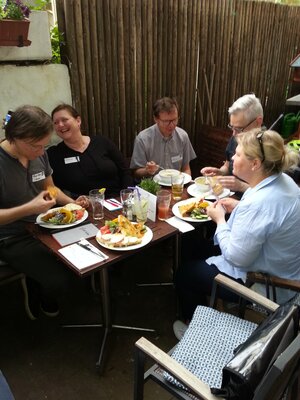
[0,19,31,47]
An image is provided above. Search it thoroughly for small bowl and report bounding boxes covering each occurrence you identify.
[194,176,211,193]
[158,169,180,184]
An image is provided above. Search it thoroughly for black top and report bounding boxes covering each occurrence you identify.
[225,136,237,176]
[47,135,133,198]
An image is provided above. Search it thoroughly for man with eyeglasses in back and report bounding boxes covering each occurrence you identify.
[130,97,196,179]
[201,94,263,193]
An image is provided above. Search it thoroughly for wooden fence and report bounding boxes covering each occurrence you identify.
[55,0,300,157]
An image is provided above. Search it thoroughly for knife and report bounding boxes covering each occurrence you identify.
[76,240,107,259]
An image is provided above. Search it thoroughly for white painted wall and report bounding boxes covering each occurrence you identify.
[0,11,52,61]
[0,10,72,146]
[0,64,72,145]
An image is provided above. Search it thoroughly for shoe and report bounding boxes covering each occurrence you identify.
[21,278,40,320]
[40,296,59,317]
[173,320,188,340]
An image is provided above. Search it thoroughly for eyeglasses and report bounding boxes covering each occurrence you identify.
[22,141,45,151]
[158,117,179,126]
[227,117,257,133]
[256,131,265,162]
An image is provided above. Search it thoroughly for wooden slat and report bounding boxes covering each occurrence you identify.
[56,0,300,157]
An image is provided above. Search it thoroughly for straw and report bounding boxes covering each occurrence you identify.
[128,186,141,200]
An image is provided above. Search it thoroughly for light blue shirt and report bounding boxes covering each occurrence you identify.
[207,173,300,302]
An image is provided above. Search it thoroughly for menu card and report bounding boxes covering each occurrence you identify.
[52,223,99,246]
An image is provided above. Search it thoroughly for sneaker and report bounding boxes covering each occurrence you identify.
[173,320,188,340]
[40,296,59,317]
[21,278,40,320]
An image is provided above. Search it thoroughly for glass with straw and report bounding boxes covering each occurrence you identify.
[133,187,149,225]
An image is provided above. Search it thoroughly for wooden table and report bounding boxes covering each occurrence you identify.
[27,206,179,372]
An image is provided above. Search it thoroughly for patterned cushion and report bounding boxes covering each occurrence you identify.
[164,306,258,389]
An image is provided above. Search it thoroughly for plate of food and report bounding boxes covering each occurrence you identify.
[96,215,153,251]
[187,184,230,200]
[153,171,192,187]
[36,203,88,229]
[172,198,212,222]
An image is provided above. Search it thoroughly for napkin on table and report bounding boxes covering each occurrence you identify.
[165,216,195,233]
[103,198,123,211]
[58,241,108,271]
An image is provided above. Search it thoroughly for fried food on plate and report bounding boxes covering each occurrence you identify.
[47,185,59,199]
[41,206,85,224]
[98,215,147,247]
[178,200,209,219]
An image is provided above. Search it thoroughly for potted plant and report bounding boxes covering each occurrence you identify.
[0,0,31,46]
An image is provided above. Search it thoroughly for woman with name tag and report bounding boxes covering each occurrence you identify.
[48,104,133,198]
[0,105,88,320]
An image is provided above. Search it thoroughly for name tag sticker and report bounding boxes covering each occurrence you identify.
[171,155,182,163]
[32,171,45,182]
[64,157,80,164]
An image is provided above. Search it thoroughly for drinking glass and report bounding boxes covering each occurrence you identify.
[120,189,134,220]
[134,192,149,225]
[157,190,171,221]
[171,173,185,201]
[89,189,104,220]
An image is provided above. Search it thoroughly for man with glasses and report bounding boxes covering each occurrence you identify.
[130,97,196,179]
[201,94,263,193]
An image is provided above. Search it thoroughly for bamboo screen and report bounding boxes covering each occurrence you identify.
[55,0,300,156]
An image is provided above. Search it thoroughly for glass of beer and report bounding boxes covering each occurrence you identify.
[171,173,185,201]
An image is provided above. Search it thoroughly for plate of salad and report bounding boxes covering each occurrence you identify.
[96,215,153,251]
[36,204,88,229]
[172,198,212,222]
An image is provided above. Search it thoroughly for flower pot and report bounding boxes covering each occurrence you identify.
[0,19,31,47]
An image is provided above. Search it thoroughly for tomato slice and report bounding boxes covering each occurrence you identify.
[100,225,110,235]
[74,209,85,220]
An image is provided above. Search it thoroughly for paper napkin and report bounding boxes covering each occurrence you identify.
[165,216,195,233]
[58,242,108,270]
[103,198,123,211]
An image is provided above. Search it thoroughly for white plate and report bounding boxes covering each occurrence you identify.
[153,172,192,187]
[36,207,88,229]
[172,198,212,223]
[96,225,153,251]
[187,184,231,200]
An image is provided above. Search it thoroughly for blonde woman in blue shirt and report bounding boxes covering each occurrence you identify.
[175,129,300,326]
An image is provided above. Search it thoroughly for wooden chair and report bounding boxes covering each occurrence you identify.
[134,275,300,400]
[246,271,300,304]
[0,260,25,287]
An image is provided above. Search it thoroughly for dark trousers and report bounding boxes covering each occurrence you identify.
[0,233,80,299]
[176,230,244,321]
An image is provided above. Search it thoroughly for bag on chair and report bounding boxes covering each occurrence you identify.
[211,302,299,399]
